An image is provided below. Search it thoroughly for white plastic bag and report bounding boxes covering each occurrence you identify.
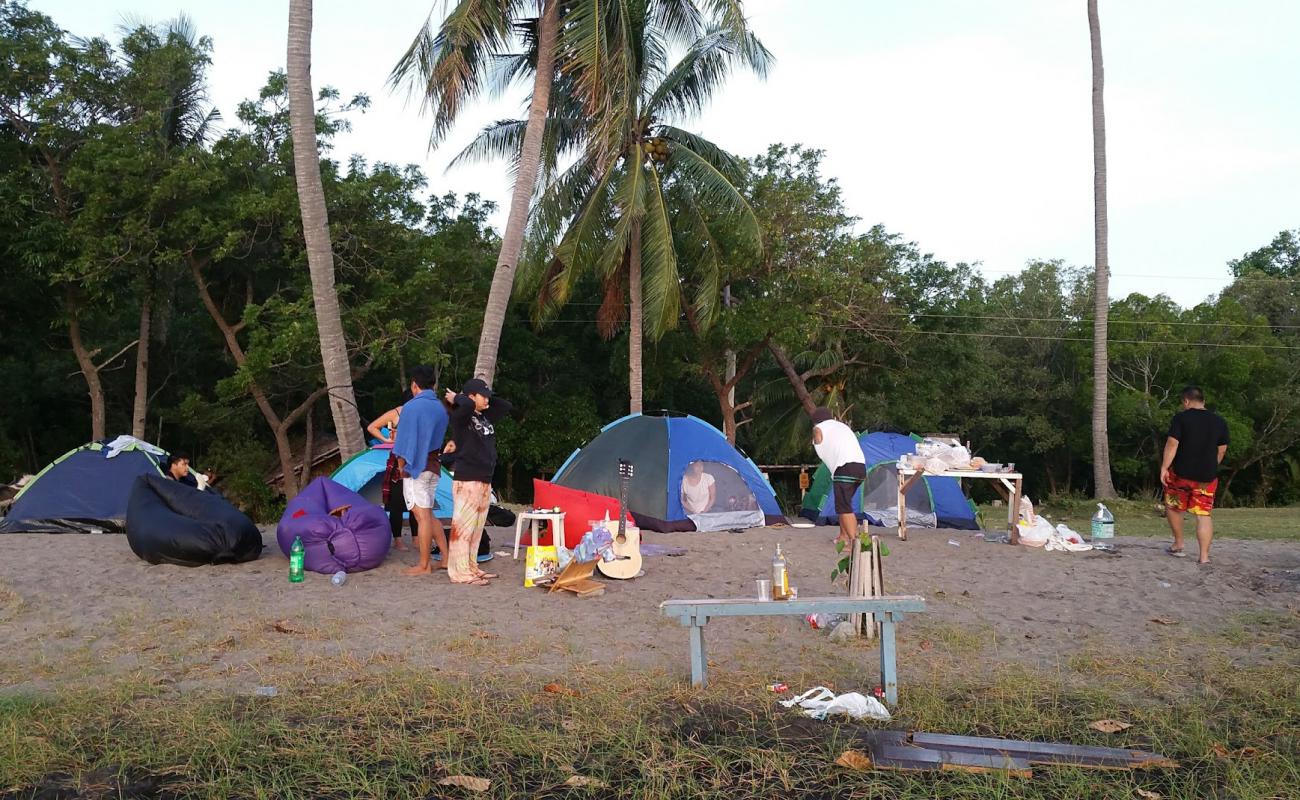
[779,686,891,721]
[1017,516,1054,546]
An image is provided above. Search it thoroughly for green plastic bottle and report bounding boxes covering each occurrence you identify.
[288,535,305,583]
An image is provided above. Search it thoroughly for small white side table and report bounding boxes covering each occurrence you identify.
[513,510,566,559]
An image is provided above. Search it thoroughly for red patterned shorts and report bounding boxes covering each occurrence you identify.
[1164,472,1218,516]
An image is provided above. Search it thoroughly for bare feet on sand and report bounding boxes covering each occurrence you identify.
[393,539,408,551]
[401,563,433,576]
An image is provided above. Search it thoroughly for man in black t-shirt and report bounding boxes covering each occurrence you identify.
[1160,386,1229,564]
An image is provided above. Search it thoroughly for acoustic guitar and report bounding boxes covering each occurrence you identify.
[598,459,642,579]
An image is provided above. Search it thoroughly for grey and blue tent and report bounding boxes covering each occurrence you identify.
[552,411,784,531]
[0,439,170,533]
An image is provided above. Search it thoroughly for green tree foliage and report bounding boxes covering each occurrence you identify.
[4,1,1300,516]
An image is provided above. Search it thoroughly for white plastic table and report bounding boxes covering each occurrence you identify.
[513,510,566,559]
[897,468,1023,543]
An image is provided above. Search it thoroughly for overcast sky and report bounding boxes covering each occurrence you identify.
[32,0,1300,308]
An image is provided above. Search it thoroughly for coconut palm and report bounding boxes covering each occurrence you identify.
[392,1,764,385]
[287,0,366,460]
[1088,0,1117,498]
[118,16,222,440]
[392,0,560,385]
[459,15,769,412]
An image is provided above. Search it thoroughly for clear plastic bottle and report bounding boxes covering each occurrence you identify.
[772,543,790,600]
[1090,503,1115,551]
[330,570,347,586]
[288,535,305,583]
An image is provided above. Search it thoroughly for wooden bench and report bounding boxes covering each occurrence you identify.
[660,595,927,705]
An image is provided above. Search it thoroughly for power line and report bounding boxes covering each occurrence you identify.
[895,311,1300,330]
[526,318,1300,350]
[833,326,1300,351]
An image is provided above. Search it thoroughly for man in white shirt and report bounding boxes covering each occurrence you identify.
[811,407,867,545]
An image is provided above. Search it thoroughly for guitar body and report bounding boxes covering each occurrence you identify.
[598,525,642,579]
[597,459,642,580]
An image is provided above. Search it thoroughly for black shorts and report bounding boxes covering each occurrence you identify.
[831,462,867,515]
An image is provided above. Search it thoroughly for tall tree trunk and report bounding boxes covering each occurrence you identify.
[472,0,559,384]
[67,296,106,441]
[723,284,735,409]
[131,284,152,440]
[1088,0,1117,499]
[769,342,817,416]
[299,404,315,487]
[629,218,644,414]
[287,0,366,461]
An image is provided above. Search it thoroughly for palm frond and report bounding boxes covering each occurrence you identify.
[389,1,514,147]
[596,152,645,281]
[666,141,761,255]
[670,183,724,329]
[697,0,772,76]
[645,27,746,120]
[640,161,680,339]
[655,125,745,181]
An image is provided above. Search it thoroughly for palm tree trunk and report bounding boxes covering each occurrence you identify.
[629,218,644,414]
[287,0,366,461]
[472,0,559,384]
[1088,0,1117,499]
[131,283,152,440]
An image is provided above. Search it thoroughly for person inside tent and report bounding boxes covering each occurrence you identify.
[369,403,413,550]
[681,461,716,515]
[165,453,214,491]
[394,365,451,577]
[811,407,867,547]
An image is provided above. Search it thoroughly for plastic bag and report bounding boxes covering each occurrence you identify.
[779,686,891,721]
[1017,516,1054,546]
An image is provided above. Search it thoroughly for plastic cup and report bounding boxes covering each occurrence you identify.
[756,579,772,601]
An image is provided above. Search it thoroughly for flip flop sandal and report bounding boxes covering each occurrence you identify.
[1165,546,1186,558]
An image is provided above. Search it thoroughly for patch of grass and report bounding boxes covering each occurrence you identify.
[979,499,1300,541]
[0,582,24,623]
[1,660,1296,799]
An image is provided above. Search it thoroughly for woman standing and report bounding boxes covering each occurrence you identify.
[443,378,512,585]
[368,406,413,551]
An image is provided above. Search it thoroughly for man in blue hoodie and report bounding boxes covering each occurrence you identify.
[393,365,450,576]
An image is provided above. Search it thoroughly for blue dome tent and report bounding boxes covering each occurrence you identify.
[551,412,784,531]
[330,444,455,521]
[800,431,979,531]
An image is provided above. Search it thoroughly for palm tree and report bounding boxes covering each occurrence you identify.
[1088,0,1117,498]
[286,0,366,460]
[465,17,768,412]
[393,1,764,385]
[392,0,559,385]
[119,16,221,440]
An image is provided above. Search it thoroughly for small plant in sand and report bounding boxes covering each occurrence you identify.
[830,532,888,584]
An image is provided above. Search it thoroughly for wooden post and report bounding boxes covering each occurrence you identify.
[849,541,865,635]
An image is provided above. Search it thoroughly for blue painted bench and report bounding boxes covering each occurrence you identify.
[659,595,927,705]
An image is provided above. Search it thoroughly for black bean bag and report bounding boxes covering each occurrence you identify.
[126,473,263,566]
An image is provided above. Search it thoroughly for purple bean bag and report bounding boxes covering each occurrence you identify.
[276,477,391,573]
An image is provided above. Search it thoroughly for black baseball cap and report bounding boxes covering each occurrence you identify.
[462,378,493,398]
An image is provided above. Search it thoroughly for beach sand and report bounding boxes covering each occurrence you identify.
[2,524,1297,694]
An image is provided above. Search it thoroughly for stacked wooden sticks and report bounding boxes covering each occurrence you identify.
[848,531,886,638]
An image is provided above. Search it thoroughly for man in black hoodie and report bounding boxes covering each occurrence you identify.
[442,378,513,584]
